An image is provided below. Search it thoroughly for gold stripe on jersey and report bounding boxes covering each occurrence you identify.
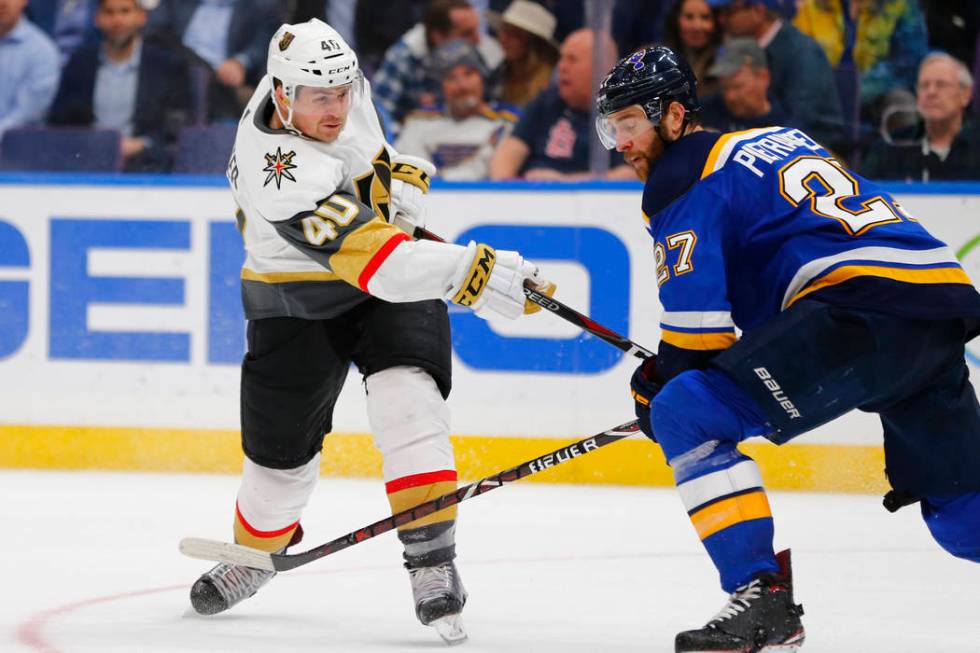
[242,267,340,283]
[700,129,750,179]
[387,480,459,530]
[787,263,973,307]
[391,161,431,193]
[328,218,405,285]
[660,328,736,351]
[700,127,783,179]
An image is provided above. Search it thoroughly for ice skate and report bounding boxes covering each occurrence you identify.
[675,549,805,653]
[408,559,468,645]
[189,561,276,615]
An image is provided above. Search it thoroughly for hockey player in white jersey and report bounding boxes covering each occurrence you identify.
[188,18,552,644]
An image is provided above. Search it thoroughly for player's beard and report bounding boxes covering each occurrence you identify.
[629,134,666,182]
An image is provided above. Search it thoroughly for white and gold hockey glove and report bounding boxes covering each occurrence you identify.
[447,241,556,320]
[389,154,436,234]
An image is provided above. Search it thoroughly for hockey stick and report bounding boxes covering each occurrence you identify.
[179,418,642,572]
[413,226,654,360]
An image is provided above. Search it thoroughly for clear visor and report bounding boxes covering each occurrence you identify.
[595,104,659,150]
[290,76,363,121]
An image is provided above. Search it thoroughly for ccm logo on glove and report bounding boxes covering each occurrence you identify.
[451,245,495,306]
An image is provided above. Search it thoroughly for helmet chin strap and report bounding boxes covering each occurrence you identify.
[273,83,302,136]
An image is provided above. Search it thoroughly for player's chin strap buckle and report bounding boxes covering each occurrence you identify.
[882,489,920,513]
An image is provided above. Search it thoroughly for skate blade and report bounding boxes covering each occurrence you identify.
[760,630,805,652]
[430,614,467,646]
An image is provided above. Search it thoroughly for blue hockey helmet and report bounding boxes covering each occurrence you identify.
[595,46,701,149]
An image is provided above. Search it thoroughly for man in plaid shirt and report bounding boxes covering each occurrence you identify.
[372,0,502,134]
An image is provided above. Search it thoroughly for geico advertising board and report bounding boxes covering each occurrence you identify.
[0,181,978,445]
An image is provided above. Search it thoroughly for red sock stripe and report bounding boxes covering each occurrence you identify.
[385,469,458,494]
[235,502,299,538]
[358,231,411,292]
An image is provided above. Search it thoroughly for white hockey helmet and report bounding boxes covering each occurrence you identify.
[266,19,363,133]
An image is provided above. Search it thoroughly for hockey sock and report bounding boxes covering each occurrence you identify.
[234,503,301,552]
[233,455,318,552]
[673,442,779,592]
[386,470,458,567]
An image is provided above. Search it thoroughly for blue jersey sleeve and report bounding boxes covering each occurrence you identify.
[651,185,737,380]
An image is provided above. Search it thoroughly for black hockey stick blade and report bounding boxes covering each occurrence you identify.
[412,226,653,360]
[179,418,641,573]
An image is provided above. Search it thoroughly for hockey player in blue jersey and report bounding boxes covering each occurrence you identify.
[596,46,980,653]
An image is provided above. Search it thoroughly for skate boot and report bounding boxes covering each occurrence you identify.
[189,524,303,615]
[189,562,276,615]
[407,559,468,645]
[675,549,805,653]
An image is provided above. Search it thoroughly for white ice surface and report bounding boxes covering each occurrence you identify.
[3,470,979,653]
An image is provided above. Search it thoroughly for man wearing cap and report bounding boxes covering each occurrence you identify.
[489,0,558,108]
[395,39,518,180]
[708,0,842,147]
[700,37,791,132]
[372,0,503,134]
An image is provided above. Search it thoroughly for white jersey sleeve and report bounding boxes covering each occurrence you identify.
[228,76,476,312]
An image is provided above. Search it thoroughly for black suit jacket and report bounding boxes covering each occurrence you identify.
[48,40,191,171]
[146,0,285,83]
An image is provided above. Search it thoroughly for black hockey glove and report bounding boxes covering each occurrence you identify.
[630,355,661,442]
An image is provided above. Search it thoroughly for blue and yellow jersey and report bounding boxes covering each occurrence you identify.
[641,126,980,376]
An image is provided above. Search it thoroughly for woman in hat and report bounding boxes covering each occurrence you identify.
[491,0,559,108]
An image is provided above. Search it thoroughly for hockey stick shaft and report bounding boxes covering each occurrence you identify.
[413,226,654,360]
[180,419,641,572]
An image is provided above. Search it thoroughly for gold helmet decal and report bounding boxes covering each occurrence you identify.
[278,31,295,51]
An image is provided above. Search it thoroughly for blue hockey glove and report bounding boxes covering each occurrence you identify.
[630,356,660,442]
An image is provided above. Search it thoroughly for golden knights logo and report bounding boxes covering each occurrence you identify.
[354,147,392,221]
[263,147,298,189]
[278,31,295,51]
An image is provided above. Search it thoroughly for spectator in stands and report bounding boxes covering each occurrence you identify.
[146,0,284,114]
[664,0,723,101]
[373,0,503,134]
[49,0,191,172]
[27,0,99,65]
[0,0,60,139]
[489,0,558,109]
[396,39,517,180]
[700,37,791,132]
[708,0,843,147]
[862,52,980,182]
[490,0,584,43]
[489,28,634,181]
[793,0,928,118]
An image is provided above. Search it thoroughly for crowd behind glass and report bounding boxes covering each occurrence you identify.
[0,0,977,181]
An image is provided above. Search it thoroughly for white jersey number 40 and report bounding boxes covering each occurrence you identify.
[302,195,360,245]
